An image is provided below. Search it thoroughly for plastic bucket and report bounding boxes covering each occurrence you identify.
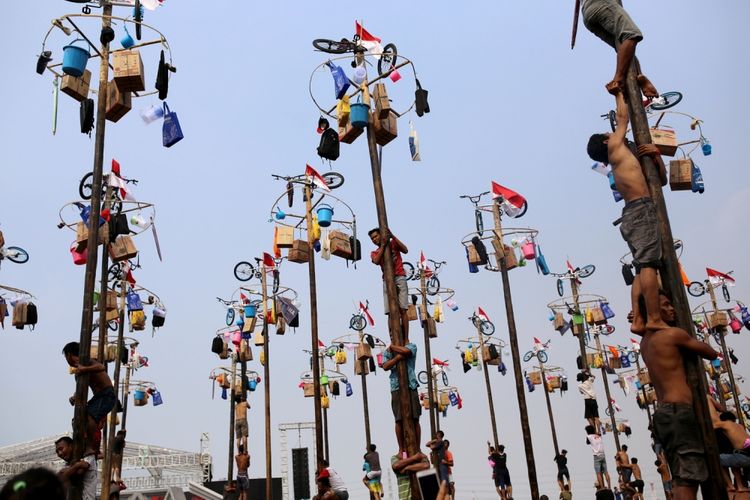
[70,243,87,265]
[249,379,257,391]
[275,209,286,220]
[232,330,242,346]
[62,40,90,77]
[521,242,536,260]
[389,67,402,83]
[134,389,146,400]
[316,204,334,227]
[244,304,257,318]
[121,27,135,49]
[320,374,329,386]
[350,103,369,128]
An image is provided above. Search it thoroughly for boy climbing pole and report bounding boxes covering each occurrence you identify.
[587,89,668,333]
[369,228,410,340]
[577,0,659,97]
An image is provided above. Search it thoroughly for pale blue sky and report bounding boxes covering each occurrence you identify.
[2,1,749,498]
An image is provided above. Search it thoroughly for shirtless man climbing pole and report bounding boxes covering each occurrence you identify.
[579,0,659,96]
[587,89,668,334]
[640,292,719,500]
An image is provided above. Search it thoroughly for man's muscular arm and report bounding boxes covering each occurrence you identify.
[637,144,668,186]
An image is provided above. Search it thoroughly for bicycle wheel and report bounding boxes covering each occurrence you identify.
[481,320,495,336]
[475,210,484,235]
[350,315,366,331]
[108,320,118,331]
[441,371,449,386]
[417,371,429,385]
[687,281,705,297]
[5,247,29,264]
[426,276,440,296]
[523,351,533,362]
[579,264,596,278]
[607,110,617,132]
[402,262,415,281]
[312,38,351,54]
[234,261,255,282]
[108,263,123,282]
[722,284,731,302]
[649,91,683,111]
[506,201,528,219]
[272,270,280,294]
[538,351,548,364]
[321,172,345,190]
[377,43,398,76]
[78,172,100,200]
[627,351,638,363]
[556,279,564,297]
[605,406,612,417]
[225,308,235,327]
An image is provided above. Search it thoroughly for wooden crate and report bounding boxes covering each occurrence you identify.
[373,83,391,119]
[650,128,678,157]
[113,49,145,92]
[339,119,364,144]
[373,110,397,146]
[288,239,309,263]
[61,69,91,102]
[528,371,542,385]
[669,159,692,191]
[329,230,352,258]
[106,80,131,122]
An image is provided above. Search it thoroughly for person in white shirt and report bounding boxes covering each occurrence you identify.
[577,370,602,431]
[586,425,611,490]
[317,459,349,500]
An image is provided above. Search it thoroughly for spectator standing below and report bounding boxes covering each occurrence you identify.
[369,228,409,339]
[317,460,349,500]
[0,467,66,500]
[595,482,615,500]
[443,440,455,498]
[426,431,447,481]
[62,341,116,457]
[656,459,673,499]
[586,425,611,490]
[559,484,572,500]
[614,444,631,485]
[382,341,422,458]
[620,457,644,499]
[554,449,572,491]
[577,371,602,432]
[234,395,249,451]
[390,453,429,500]
[488,443,513,499]
[55,436,97,500]
[639,292,718,500]
[235,444,250,500]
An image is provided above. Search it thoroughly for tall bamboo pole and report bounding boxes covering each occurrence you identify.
[476,319,500,448]
[227,355,237,490]
[492,201,539,499]
[420,270,437,441]
[594,333,621,451]
[538,360,560,457]
[261,262,273,499]
[360,357,372,448]
[622,49,725,497]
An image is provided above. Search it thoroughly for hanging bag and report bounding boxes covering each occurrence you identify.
[414,79,430,117]
[162,102,184,148]
[326,61,350,100]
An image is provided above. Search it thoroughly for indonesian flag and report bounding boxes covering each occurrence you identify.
[109,159,135,201]
[263,252,276,269]
[629,338,640,351]
[124,262,136,286]
[355,21,383,58]
[305,164,330,192]
[491,181,526,217]
[433,358,449,367]
[418,251,433,278]
[359,301,375,327]
[707,267,735,286]
[477,307,490,323]
[318,340,326,348]
[567,259,581,285]
[240,292,251,305]
[533,337,544,349]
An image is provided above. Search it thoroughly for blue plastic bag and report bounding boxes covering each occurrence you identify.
[535,245,550,275]
[691,160,704,193]
[326,61,350,100]
[162,102,184,148]
[126,291,143,311]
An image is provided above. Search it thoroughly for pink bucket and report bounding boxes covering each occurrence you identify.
[232,330,242,346]
[377,352,384,367]
[389,67,401,83]
[70,242,87,265]
[521,242,536,260]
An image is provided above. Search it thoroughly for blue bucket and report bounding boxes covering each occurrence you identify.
[62,40,90,77]
[350,103,369,128]
[249,379,257,391]
[244,304,257,318]
[316,204,334,227]
[134,389,146,400]
[121,26,135,49]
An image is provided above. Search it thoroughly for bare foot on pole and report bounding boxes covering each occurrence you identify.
[637,74,659,98]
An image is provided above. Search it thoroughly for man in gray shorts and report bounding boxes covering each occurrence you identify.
[580,0,658,97]
[369,228,410,339]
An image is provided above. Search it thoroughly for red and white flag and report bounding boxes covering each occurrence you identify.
[355,21,383,58]
[707,267,735,286]
[433,358,449,367]
[629,338,640,350]
[567,259,581,285]
[263,252,276,269]
[305,164,331,192]
[240,292,251,305]
[491,181,526,217]
[109,159,136,201]
[318,340,326,348]
[124,263,136,286]
[418,251,433,278]
[533,337,544,349]
[477,307,490,323]
[359,301,375,327]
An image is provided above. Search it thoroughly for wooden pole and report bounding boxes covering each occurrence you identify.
[120,364,131,431]
[227,356,237,490]
[420,271,437,441]
[361,359,372,448]
[538,361,560,457]
[365,125,420,499]
[570,280,587,363]
[304,182,325,472]
[71,9,112,498]
[594,333,621,451]
[321,356,330,463]
[261,262,273,499]
[622,51,726,497]
[476,320,500,448]
[492,201,539,499]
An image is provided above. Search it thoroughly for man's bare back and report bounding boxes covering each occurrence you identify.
[235,401,249,420]
[236,453,249,473]
[608,92,651,202]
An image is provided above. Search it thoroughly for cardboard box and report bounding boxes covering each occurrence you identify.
[113,50,145,92]
[406,304,417,322]
[61,69,91,102]
[373,83,391,119]
[108,235,138,263]
[276,226,294,248]
[355,359,370,375]
[105,290,118,311]
[76,221,109,251]
[528,371,542,385]
[288,239,310,263]
[106,80,131,122]
[467,243,482,265]
[373,110,397,146]
[357,342,372,360]
[650,128,678,157]
[591,307,607,325]
[426,317,437,338]
[638,369,651,386]
[669,159,692,191]
[608,355,622,369]
[708,312,729,329]
[483,345,501,365]
[329,230,352,258]
[339,119,364,144]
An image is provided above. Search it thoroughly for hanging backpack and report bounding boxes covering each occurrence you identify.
[348,236,361,262]
[80,98,95,135]
[471,236,489,265]
[155,50,169,100]
[414,79,430,117]
[25,303,38,329]
[317,127,340,161]
[331,381,340,396]
[621,263,635,286]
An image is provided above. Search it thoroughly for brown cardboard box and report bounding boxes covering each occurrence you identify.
[303,383,315,397]
[61,69,91,102]
[608,355,622,369]
[357,342,373,360]
[467,243,482,265]
[76,221,109,251]
[113,50,145,92]
[106,80,132,122]
[373,83,391,119]
[708,311,729,329]
[105,290,118,311]
[483,345,501,365]
[406,304,417,322]
[426,317,437,338]
[553,313,566,331]
[373,110,397,146]
[591,307,607,325]
[339,119,364,144]
[355,359,370,375]
[276,226,294,248]
[669,159,692,191]
[108,235,138,263]
[650,128,678,157]
[288,239,310,263]
[329,230,352,258]
[638,369,651,386]
[528,371,542,385]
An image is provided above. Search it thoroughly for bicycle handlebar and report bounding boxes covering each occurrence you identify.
[459,192,490,204]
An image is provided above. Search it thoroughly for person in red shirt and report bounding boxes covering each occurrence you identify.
[369,228,409,339]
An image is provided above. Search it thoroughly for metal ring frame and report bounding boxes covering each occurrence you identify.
[454,336,506,349]
[0,284,35,299]
[547,293,609,311]
[406,286,456,301]
[59,200,156,235]
[620,239,683,265]
[270,184,356,236]
[649,111,709,158]
[460,227,539,248]
[300,369,347,383]
[330,333,387,350]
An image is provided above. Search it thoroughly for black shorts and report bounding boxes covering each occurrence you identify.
[584,398,599,419]
[87,386,116,422]
[630,479,645,493]
[493,468,511,488]
[557,467,570,481]
[391,389,421,422]
[237,474,249,491]
[620,198,662,270]
[653,403,708,485]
